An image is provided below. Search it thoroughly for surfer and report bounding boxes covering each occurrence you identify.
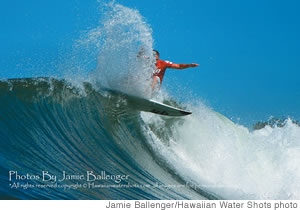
[152,50,199,92]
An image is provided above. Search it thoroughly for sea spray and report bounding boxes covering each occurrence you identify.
[59,1,155,98]
[95,2,154,98]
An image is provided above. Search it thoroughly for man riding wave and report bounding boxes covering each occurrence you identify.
[151,50,199,91]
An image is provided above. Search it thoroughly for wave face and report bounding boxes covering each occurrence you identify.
[0,78,212,199]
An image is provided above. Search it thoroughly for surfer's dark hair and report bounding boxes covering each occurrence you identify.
[153,50,160,57]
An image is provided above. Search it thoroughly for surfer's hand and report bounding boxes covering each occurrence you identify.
[190,63,199,67]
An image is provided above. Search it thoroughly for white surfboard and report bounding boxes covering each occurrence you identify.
[130,97,192,116]
[103,89,192,116]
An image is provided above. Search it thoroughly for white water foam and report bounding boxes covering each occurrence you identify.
[143,102,300,199]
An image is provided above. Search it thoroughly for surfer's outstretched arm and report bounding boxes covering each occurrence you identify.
[168,63,199,69]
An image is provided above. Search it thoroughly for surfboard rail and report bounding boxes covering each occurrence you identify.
[102,88,192,117]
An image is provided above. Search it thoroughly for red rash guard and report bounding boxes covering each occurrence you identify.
[153,60,174,84]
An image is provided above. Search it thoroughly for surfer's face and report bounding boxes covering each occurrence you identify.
[153,52,159,62]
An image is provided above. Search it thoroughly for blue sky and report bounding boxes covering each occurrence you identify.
[1,0,300,126]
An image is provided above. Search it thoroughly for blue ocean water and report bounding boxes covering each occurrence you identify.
[1,77,300,200]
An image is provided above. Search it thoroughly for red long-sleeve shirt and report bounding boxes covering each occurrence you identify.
[153,60,174,84]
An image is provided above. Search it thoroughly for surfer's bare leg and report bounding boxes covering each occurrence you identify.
[151,76,158,91]
[151,76,161,97]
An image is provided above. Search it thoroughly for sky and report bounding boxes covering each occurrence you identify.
[1,0,300,126]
